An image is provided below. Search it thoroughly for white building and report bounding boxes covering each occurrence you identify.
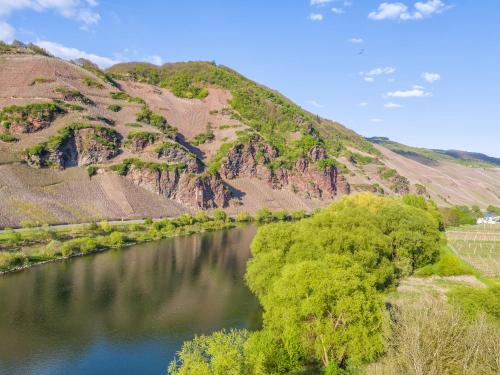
[477,216,500,225]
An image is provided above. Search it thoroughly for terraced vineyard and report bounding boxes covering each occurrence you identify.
[447,224,500,277]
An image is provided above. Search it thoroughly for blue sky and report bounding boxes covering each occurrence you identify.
[1,0,499,156]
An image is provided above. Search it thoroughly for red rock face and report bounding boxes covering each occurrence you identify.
[220,138,350,199]
[123,165,230,210]
[9,117,51,134]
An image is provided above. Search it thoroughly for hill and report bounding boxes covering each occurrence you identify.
[368,136,500,168]
[0,43,499,227]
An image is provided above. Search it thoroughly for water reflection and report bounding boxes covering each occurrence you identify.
[0,225,260,375]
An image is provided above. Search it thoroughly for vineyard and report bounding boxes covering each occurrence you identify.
[447,224,500,277]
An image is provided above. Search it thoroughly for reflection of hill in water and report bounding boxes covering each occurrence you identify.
[0,225,260,365]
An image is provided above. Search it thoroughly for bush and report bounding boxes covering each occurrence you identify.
[439,206,476,227]
[176,213,194,226]
[255,208,273,223]
[191,131,215,146]
[0,251,27,269]
[290,209,306,220]
[272,210,288,221]
[0,133,18,142]
[108,231,124,246]
[236,211,252,222]
[87,165,98,177]
[144,217,154,225]
[108,104,122,112]
[447,285,500,320]
[82,77,104,89]
[213,209,227,222]
[417,246,475,276]
[194,211,210,223]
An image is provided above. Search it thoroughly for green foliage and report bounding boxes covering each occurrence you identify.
[447,285,500,320]
[162,72,209,99]
[272,210,289,221]
[127,131,158,143]
[0,251,27,270]
[190,131,215,146]
[54,86,94,105]
[213,209,228,222]
[236,211,252,222]
[110,91,145,104]
[82,77,104,89]
[378,166,397,180]
[87,165,98,177]
[108,104,122,112]
[439,206,477,227]
[107,231,125,246]
[23,122,120,165]
[168,330,250,375]
[487,205,500,215]
[0,133,18,142]
[29,77,52,86]
[255,208,274,223]
[75,58,118,88]
[290,210,307,220]
[194,211,210,223]
[110,158,186,176]
[416,245,475,276]
[208,142,234,174]
[342,150,374,165]
[0,102,65,128]
[125,123,143,128]
[136,106,170,132]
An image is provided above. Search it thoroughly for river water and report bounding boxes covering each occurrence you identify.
[0,225,260,375]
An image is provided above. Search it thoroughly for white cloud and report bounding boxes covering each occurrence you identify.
[308,12,324,21]
[0,20,14,41]
[370,118,384,123]
[144,55,163,65]
[368,1,448,21]
[308,100,324,108]
[365,66,396,76]
[415,0,447,15]
[422,72,441,83]
[0,0,101,27]
[386,85,431,98]
[331,7,344,14]
[384,102,403,108]
[364,77,375,83]
[349,37,363,43]
[310,0,333,5]
[359,101,368,107]
[35,40,119,68]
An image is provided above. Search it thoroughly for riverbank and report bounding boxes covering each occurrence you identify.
[0,208,307,274]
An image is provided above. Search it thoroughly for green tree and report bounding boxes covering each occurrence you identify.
[168,330,249,375]
[213,209,227,222]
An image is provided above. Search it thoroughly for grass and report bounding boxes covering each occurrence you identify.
[190,131,215,146]
[108,104,122,112]
[447,284,500,320]
[417,245,476,277]
[55,86,94,105]
[0,133,18,142]
[110,91,145,104]
[82,77,104,89]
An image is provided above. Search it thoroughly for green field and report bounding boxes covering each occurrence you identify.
[447,224,500,277]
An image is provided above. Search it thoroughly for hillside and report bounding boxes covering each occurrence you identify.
[368,136,500,167]
[0,44,499,227]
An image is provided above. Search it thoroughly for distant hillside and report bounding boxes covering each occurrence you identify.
[0,41,498,227]
[368,137,500,168]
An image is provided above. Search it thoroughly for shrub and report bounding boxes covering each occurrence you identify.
[417,246,475,276]
[0,251,27,269]
[255,208,273,223]
[108,104,122,112]
[236,211,252,222]
[190,131,215,146]
[82,77,104,89]
[290,209,306,220]
[212,209,227,222]
[447,285,500,320]
[110,91,145,104]
[176,213,194,226]
[0,133,18,142]
[87,165,98,177]
[194,211,210,223]
[99,220,111,232]
[108,231,124,246]
[272,210,289,221]
[144,217,154,225]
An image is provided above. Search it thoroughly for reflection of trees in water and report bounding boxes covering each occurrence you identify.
[0,225,259,363]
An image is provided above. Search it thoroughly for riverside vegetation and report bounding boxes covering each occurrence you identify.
[0,208,306,273]
[167,193,500,375]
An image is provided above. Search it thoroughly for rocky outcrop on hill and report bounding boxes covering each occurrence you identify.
[123,163,230,209]
[220,138,349,199]
[24,125,121,169]
[156,142,202,173]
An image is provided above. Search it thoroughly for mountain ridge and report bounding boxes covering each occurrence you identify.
[0,43,498,227]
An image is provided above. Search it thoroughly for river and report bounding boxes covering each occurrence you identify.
[0,225,260,375]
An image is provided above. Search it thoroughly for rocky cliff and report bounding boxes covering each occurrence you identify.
[220,137,350,199]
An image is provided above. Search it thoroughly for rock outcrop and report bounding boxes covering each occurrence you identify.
[220,138,350,199]
[123,164,230,209]
[24,126,121,168]
[156,142,202,173]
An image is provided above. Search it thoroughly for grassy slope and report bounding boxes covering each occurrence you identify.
[368,136,500,168]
